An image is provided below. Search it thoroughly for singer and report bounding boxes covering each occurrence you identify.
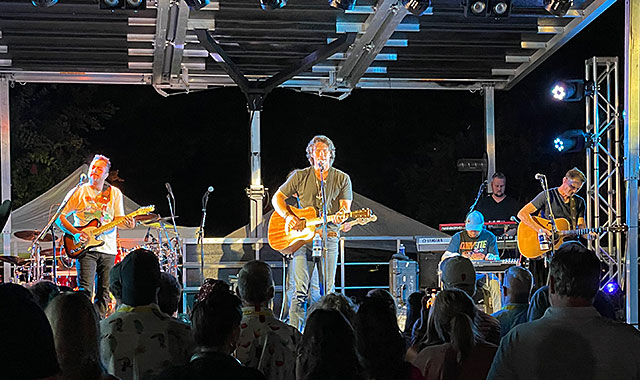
[517,167,587,285]
[56,154,135,317]
[272,135,352,331]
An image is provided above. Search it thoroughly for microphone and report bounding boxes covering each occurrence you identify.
[206,186,214,194]
[202,186,214,208]
[165,182,174,198]
[535,173,546,180]
[143,227,151,242]
[79,173,88,184]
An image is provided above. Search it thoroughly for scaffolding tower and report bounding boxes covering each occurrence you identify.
[584,56,625,289]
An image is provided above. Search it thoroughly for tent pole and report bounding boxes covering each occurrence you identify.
[0,76,11,282]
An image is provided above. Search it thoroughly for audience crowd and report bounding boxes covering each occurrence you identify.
[3,243,640,380]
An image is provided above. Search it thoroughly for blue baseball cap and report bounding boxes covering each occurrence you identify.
[465,210,485,232]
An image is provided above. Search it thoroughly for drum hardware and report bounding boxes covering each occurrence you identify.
[14,229,55,242]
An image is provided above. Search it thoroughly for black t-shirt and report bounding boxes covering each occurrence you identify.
[475,195,522,222]
[530,188,585,228]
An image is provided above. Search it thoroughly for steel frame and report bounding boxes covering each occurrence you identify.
[584,57,624,290]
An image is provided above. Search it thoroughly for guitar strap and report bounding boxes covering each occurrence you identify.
[569,197,578,229]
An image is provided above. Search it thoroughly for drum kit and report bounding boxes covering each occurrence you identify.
[3,212,182,287]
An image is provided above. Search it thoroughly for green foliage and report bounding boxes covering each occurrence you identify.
[10,84,116,207]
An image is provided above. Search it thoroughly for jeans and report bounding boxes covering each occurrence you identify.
[289,236,339,331]
[76,251,115,317]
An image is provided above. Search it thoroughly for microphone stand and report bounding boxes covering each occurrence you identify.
[538,175,558,261]
[165,192,182,278]
[31,175,86,284]
[319,165,329,296]
[468,180,488,215]
[198,190,212,284]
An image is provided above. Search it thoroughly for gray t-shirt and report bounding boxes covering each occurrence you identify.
[278,167,352,227]
[530,187,585,229]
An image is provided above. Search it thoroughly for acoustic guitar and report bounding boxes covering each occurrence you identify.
[63,205,155,259]
[517,215,626,259]
[268,206,372,256]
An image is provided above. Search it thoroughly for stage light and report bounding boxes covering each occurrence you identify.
[544,0,573,16]
[464,0,487,16]
[553,129,587,153]
[31,0,58,7]
[491,0,511,16]
[125,0,146,10]
[402,0,431,16]
[329,0,356,11]
[260,0,287,9]
[184,0,210,10]
[603,280,621,295]
[551,79,587,102]
[100,0,124,9]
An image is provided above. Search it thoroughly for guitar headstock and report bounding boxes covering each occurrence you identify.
[609,225,628,232]
[135,205,156,216]
[350,208,372,219]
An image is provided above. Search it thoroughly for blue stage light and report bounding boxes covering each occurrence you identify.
[552,130,588,153]
[550,80,589,102]
[604,281,620,295]
[260,0,287,9]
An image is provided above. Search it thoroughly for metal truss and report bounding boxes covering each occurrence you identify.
[584,57,625,289]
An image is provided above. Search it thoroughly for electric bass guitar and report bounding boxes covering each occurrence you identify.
[268,206,372,256]
[517,215,627,259]
[63,205,155,259]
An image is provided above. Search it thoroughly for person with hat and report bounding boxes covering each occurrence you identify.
[442,210,499,263]
[441,211,502,313]
[99,249,194,380]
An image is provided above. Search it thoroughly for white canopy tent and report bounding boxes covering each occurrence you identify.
[4,165,198,256]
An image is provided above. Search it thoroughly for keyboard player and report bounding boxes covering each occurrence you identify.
[441,211,502,313]
[474,172,521,237]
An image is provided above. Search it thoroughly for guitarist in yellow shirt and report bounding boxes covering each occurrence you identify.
[57,154,135,316]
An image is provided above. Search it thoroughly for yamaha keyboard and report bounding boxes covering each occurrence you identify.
[472,258,519,273]
[416,235,518,252]
[438,221,517,232]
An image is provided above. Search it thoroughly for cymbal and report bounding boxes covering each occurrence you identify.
[13,230,54,242]
[139,216,179,225]
[0,256,32,266]
[134,213,160,223]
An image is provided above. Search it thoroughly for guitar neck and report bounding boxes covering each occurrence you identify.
[306,211,356,226]
[92,210,139,235]
[560,227,602,236]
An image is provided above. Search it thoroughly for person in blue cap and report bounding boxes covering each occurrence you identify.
[441,211,501,312]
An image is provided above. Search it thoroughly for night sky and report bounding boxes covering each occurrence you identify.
[81,0,624,236]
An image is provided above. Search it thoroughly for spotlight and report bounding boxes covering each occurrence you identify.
[491,0,511,16]
[100,0,124,9]
[553,129,587,153]
[544,0,573,16]
[550,79,591,102]
[402,0,431,16]
[184,0,210,10]
[125,0,146,9]
[260,0,287,9]
[329,0,356,11]
[604,281,620,295]
[464,0,487,17]
[31,0,58,7]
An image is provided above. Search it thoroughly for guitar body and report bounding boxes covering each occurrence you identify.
[63,219,105,259]
[517,216,571,259]
[268,206,318,256]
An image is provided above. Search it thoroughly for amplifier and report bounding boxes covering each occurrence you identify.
[389,259,418,305]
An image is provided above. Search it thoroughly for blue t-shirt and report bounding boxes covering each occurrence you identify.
[446,229,498,260]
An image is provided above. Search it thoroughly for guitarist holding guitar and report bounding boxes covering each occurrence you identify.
[517,167,591,286]
[56,154,136,317]
[272,135,352,331]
